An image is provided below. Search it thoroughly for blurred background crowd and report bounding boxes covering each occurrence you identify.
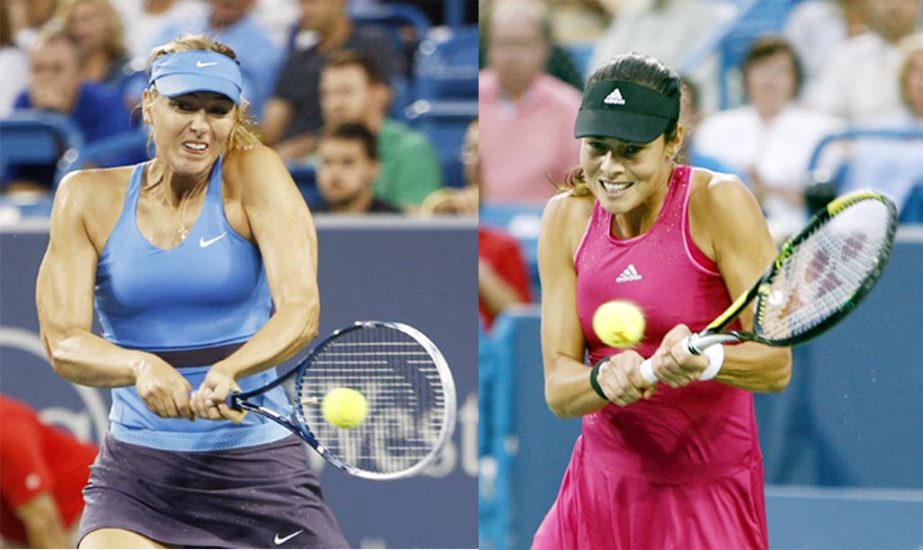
[0,0,479,217]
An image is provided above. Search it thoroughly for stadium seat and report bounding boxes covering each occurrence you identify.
[350,3,432,55]
[805,127,923,216]
[287,163,324,210]
[899,184,923,223]
[55,128,150,180]
[405,99,477,188]
[0,111,84,186]
[414,25,479,101]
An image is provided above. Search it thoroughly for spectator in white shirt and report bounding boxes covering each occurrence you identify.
[694,37,843,242]
[839,35,923,211]
[588,0,734,112]
[783,0,868,83]
[807,0,922,121]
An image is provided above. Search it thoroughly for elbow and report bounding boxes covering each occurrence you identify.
[764,351,793,393]
[294,296,320,345]
[544,382,576,419]
[43,334,75,380]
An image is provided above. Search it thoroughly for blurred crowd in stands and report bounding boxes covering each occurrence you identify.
[0,0,478,215]
[477,0,923,329]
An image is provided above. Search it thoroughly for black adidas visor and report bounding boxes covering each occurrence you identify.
[574,80,680,144]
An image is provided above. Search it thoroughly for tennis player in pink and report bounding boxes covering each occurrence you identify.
[533,52,792,549]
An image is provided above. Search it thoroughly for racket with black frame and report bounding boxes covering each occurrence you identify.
[227,321,456,480]
[640,189,898,383]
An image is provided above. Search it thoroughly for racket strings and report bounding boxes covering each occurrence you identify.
[295,325,449,476]
[759,199,893,340]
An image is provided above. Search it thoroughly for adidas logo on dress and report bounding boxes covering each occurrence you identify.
[616,264,643,283]
[604,88,626,105]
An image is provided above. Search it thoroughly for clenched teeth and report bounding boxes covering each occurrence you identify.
[601,181,632,193]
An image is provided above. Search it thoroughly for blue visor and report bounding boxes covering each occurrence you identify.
[149,50,242,104]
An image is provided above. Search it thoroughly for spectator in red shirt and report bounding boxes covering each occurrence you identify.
[479,227,532,329]
[0,395,98,548]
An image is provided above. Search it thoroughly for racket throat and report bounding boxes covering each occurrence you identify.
[688,333,742,354]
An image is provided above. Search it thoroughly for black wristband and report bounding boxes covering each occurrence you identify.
[589,357,610,400]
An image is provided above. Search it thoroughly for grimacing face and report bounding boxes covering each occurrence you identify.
[145,91,236,179]
[316,137,378,208]
[579,129,683,216]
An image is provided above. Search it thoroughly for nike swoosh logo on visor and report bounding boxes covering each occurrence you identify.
[274,530,304,545]
[196,61,218,68]
[199,232,227,248]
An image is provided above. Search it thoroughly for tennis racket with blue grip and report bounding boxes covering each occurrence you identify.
[227,321,456,480]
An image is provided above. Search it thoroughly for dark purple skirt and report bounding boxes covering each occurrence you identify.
[78,434,349,548]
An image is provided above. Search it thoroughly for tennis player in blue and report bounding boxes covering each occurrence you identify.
[35,35,348,548]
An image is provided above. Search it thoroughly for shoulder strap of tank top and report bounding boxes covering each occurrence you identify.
[205,155,224,202]
[574,199,608,266]
[124,162,146,221]
[661,164,691,218]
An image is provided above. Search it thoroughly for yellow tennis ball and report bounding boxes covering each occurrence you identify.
[592,300,645,348]
[322,387,368,429]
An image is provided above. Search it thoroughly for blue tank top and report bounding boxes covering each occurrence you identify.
[95,158,290,451]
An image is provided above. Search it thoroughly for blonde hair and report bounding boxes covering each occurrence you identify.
[144,34,260,151]
[58,0,127,59]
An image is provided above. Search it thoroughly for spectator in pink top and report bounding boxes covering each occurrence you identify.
[479,0,582,205]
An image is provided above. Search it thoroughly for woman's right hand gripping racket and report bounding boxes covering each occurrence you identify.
[641,189,898,383]
[229,321,457,480]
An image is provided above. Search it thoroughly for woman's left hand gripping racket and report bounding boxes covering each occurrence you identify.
[229,321,457,480]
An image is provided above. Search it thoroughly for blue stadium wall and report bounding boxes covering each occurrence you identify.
[0,217,478,549]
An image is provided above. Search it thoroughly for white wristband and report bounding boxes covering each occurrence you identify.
[697,344,725,381]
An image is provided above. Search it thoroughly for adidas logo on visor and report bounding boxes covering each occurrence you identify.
[603,88,626,106]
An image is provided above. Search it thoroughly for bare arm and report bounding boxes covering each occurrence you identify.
[192,145,319,417]
[539,196,653,418]
[16,493,71,548]
[36,172,194,418]
[650,174,792,393]
[37,174,166,386]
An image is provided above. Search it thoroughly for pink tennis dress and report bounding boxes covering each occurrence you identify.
[532,166,769,550]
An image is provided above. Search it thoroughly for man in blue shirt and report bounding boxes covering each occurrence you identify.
[4,30,142,196]
[152,0,283,121]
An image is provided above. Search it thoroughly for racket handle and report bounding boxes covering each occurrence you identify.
[639,359,657,384]
[187,390,241,409]
[639,335,698,384]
